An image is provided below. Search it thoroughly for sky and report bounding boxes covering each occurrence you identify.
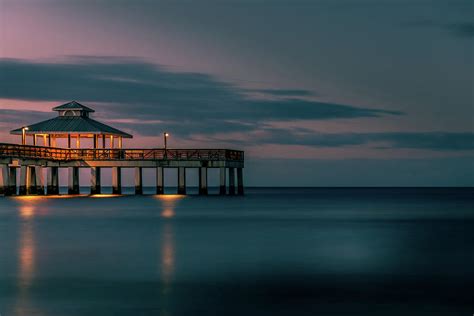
[0,0,473,186]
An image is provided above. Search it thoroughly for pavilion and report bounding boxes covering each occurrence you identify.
[10,101,132,148]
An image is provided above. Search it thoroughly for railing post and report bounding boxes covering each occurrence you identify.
[177,167,186,195]
[156,167,164,195]
[219,167,226,195]
[112,167,122,194]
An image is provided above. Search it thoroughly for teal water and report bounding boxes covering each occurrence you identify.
[0,188,473,315]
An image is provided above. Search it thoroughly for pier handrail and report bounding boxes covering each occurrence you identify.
[0,143,244,162]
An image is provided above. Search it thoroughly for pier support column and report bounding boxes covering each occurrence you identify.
[135,167,143,195]
[19,165,28,195]
[47,167,59,195]
[219,167,226,195]
[156,167,164,195]
[237,168,244,195]
[177,167,186,195]
[68,167,80,194]
[0,165,8,195]
[91,167,101,195]
[28,166,37,195]
[199,167,208,195]
[35,166,45,195]
[112,167,122,195]
[8,167,17,195]
[228,167,235,196]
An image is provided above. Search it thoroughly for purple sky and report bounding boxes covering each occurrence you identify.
[0,0,473,186]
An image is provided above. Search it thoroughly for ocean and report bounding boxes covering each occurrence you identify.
[0,187,473,316]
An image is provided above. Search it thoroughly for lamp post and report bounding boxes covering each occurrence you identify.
[164,132,169,149]
[163,132,169,159]
[22,127,29,145]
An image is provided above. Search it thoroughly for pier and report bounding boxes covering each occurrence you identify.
[0,101,244,196]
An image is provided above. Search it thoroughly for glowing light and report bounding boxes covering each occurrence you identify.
[90,194,121,198]
[20,206,34,219]
[154,194,185,200]
[161,208,175,218]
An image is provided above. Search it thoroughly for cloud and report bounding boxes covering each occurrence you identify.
[222,128,474,151]
[407,20,474,38]
[0,57,400,138]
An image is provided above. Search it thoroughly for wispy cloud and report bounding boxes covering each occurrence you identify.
[0,57,400,138]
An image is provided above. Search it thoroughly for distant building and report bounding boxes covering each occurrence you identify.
[10,101,132,148]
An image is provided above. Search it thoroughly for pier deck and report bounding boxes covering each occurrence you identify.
[0,143,244,196]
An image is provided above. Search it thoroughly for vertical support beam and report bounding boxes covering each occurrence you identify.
[28,166,37,195]
[135,167,143,195]
[199,167,208,195]
[219,167,226,195]
[19,165,28,195]
[76,135,81,148]
[0,165,8,195]
[237,168,244,195]
[93,135,98,149]
[67,134,71,148]
[68,167,80,194]
[102,135,106,149]
[33,134,37,146]
[110,136,114,149]
[91,167,101,195]
[48,135,51,147]
[228,167,235,196]
[156,167,164,195]
[47,166,59,195]
[112,167,122,194]
[118,136,123,149]
[8,167,17,195]
[177,167,186,195]
[43,134,47,146]
[35,166,45,195]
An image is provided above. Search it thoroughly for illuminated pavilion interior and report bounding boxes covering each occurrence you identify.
[10,101,132,148]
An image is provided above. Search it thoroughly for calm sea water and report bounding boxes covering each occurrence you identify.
[0,188,473,316]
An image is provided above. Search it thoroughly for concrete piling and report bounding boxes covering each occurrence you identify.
[219,167,226,195]
[47,167,59,195]
[35,166,45,195]
[156,167,164,195]
[199,167,208,195]
[178,167,186,195]
[135,167,143,195]
[112,167,122,194]
[228,167,236,195]
[91,167,101,195]
[237,168,244,195]
[68,167,80,194]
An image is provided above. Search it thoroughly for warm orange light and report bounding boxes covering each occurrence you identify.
[20,206,35,219]
[154,194,184,200]
[161,208,175,218]
[90,194,121,198]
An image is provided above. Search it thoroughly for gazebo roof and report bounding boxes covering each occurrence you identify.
[53,101,95,112]
[10,102,133,138]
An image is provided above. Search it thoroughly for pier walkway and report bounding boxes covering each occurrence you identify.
[0,143,244,196]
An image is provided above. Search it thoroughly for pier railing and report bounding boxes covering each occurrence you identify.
[0,143,244,162]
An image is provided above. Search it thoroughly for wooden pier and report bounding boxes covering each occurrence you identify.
[1,101,244,196]
[0,143,244,196]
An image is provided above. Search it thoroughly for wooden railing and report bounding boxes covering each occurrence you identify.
[0,143,244,162]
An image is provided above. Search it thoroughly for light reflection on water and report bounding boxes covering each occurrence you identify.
[0,188,472,316]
